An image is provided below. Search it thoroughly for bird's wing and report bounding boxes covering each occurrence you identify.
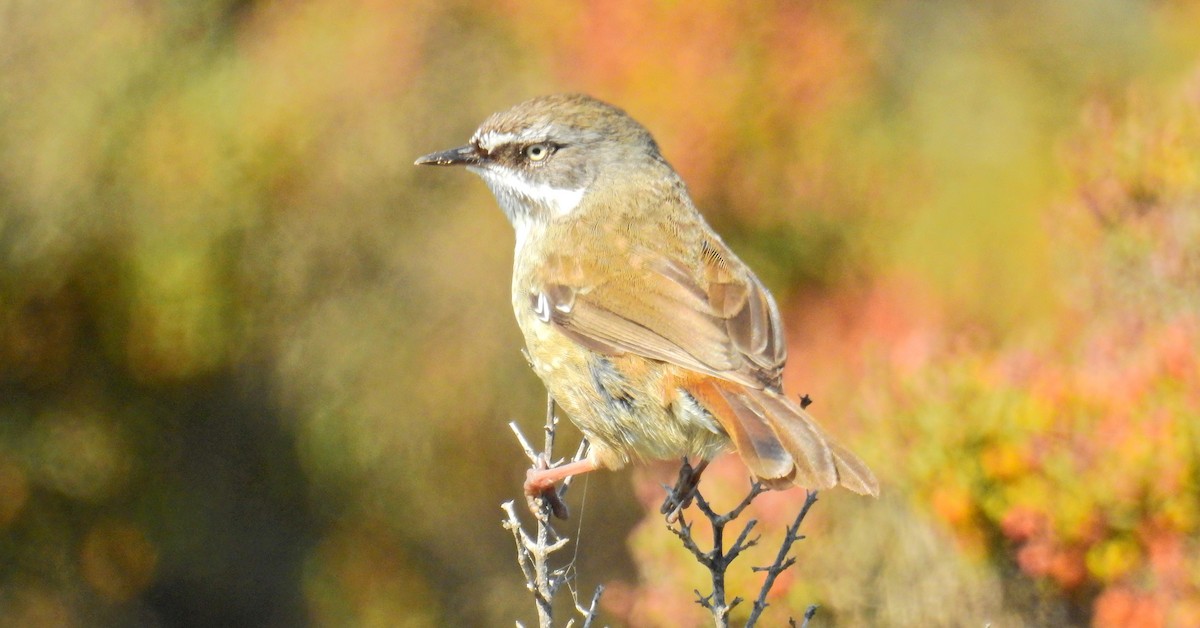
[533,238,787,390]
[532,234,880,497]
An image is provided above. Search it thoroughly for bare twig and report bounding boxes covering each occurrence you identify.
[667,482,767,627]
[666,474,820,627]
[573,584,605,628]
[746,490,819,626]
[510,421,540,463]
[801,604,819,627]
[502,500,569,627]
[504,396,603,628]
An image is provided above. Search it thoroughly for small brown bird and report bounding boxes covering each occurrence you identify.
[416,94,878,505]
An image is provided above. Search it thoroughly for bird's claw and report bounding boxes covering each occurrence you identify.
[661,458,706,523]
[524,455,570,520]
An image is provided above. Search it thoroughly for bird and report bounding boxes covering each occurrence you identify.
[415,94,879,511]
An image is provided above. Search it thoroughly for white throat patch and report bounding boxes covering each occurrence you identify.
[473,167,585,219]
[512,214,537,254]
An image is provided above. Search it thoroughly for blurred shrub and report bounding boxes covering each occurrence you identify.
[591,4,1200,627]
[1,0,1198,626]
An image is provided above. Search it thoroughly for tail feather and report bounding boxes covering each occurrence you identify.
[750,389,838,490]
[686,381,794,480]
[828,439,880,497]
[689,380,879,496]
[757,389,880,496]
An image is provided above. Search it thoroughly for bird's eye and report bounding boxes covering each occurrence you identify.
[524,143,553,162]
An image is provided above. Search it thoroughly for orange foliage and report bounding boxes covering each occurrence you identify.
[612,55,1200,627]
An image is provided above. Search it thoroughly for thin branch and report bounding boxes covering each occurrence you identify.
[542,394,557,456]
[801,605,819,628]
[665,466,821,628]
[667,517,711,566]
[510,421,540,465]
[725,516,761,564]
[502,500,538,589]
[503,396,603,627]
[576,584,605,628]
[668,483,770,626]
[746,490,820,627]
[695,482,768,525]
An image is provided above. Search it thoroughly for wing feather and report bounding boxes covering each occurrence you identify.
[538,238,786,390]
[530,225,880,496]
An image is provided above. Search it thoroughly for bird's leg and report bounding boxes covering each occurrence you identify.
[525,458,598,493]
[661,457,710,523]
[525,457,597,520]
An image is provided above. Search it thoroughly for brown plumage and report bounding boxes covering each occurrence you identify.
[416,94,879,498]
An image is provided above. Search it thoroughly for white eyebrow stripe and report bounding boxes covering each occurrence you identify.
[474,130,519,152]
[472,121,557,152]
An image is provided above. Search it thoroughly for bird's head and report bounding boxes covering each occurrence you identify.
[415,94,667,226]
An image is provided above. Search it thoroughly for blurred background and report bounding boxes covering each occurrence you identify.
[1,0,1199,626]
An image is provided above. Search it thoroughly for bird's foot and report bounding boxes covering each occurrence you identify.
[524,456,570,520]
[523,456,598,520]
[661,458,709,523]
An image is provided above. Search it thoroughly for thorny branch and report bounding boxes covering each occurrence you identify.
[666,475,821,628]
[503,396,603,628]
[747,490,820,626]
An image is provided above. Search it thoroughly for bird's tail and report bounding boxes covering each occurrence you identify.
[686,380,879,496]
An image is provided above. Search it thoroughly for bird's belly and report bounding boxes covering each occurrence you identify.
[518,319,730,469]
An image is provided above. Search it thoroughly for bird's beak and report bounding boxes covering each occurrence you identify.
[413,144,482,167]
